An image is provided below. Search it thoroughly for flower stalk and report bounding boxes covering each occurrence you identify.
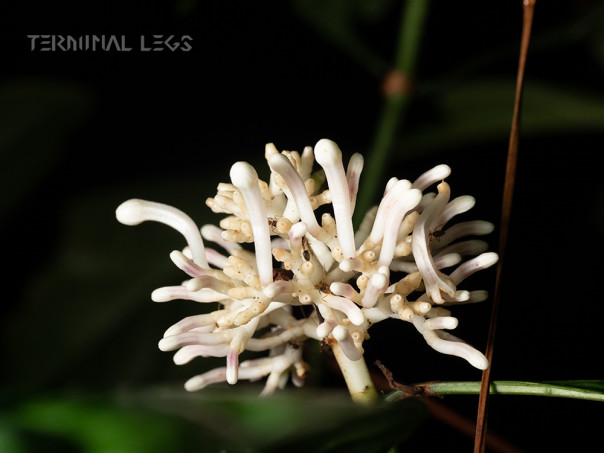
[332,341,378,404]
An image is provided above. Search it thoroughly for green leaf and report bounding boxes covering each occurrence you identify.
[8,396,185,453]
[0,79,93,222]
[2,387,427,453]
[125,386,428,453]
[385,380,604,402]
[397,79,604,157]
[0,416,25,453]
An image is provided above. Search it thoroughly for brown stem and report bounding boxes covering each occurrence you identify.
[474,1,537,452]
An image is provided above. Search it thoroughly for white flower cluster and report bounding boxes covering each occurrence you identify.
[116,139,498,397]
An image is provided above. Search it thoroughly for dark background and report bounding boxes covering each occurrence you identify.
[1,1,603,452]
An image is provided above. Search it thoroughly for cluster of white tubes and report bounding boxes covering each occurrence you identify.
[116,139,497,395]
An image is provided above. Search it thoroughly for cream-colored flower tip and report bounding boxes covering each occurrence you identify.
[116,198,208,268]
[117,139,497,395]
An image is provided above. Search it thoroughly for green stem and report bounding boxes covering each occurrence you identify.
[354,0,430,227]
[384,380,604,403]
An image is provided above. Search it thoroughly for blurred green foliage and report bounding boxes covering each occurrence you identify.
[1,389,426,453]
[398,79,604,156]
[3,396,184,453]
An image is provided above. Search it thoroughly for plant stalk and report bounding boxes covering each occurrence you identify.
[385,380,604,403]
[332,342,378,404]
[354,0,430,227]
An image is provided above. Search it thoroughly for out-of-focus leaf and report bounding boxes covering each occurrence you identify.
[290,0,393,78]
[385,380,604,402]
[9,396,184,453]
[588,25,604,73]
[124,385,428,453]
[2,387,427,453]
[397,79,604,157]
[174,0,198,16]
[0,416,25,453]
[0,79,93,222]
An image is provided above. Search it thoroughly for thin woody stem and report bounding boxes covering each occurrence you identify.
[474,1,537,452]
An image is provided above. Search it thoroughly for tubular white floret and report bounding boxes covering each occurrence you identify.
[246,325,306,351]
[266,144,285,199]
[333,325,363,361]
[432,195,475,228]
[226,348,239,384]
[228,321,260,384]
[437,220,495,247]
[433,253,462,270]
[169,251,232,284]
[412,315,488,370]
[269,154,334,247]
[287,221,307,252]
[116,199,208,268]
[411,182,457,303]
[378,187,422,267]
[442,290,489,306]
[316,320,338,339]
[151,286,229,303]
[424,316,459,330]
[363,179,412,251]
[346,153,364,214]
[174,344,230,364]
[384,177,399,193]
[305,234,334,271]
[315,304,339,338]
[467,290,488,302]
[184,368,227,391]
[449,252,499,284]
[203,248,229,269]
[201,224,242,255]
[259,347,303,397]
[299,146,315,180]
[230,162,273,287]
[159,331,228,351]
[163,313,219,337]
[330,282,360,300]
[169,250,206,277]
[314,139,356,259]
[322,294,365,326]
[412,164,451,191]
[150,286,184,303]
[361,266,390,308]
[184,352,290,392]
[262,280,295,299]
